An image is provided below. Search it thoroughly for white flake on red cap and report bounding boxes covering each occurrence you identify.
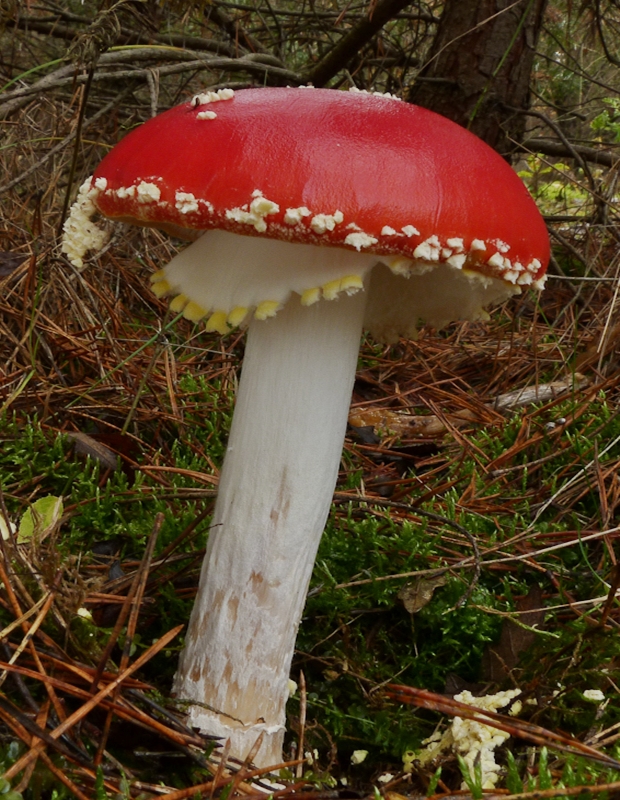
[175,192,200,214]
[116,185,136,199]
[344,232,378,250]
[402,225,420,237]
[491,239,510,253]
[310,211,344,234]
[487,252,505,269]
[136,181,161,203]
[447,253,467,270]
[191,88,235,106]
[413,235,441,261]
[61,176,108,269]
[226,191,280,233]
[284,207,311,226]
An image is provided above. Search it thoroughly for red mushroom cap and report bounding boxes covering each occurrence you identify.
[90,87,549,284]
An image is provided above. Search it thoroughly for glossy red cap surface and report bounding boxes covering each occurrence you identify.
[92,87,549,283]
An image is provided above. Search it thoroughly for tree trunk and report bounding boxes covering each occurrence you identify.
[408,0,548,155]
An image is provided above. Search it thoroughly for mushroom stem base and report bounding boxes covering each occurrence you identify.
[174,290,368,766]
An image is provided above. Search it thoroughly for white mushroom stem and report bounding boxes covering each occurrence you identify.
[174,289,368,766]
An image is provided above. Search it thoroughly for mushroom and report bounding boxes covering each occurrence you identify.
[62,86,549,765]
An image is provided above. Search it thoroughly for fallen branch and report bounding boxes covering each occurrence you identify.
[520,137,618,169]
[348,376,588,437]
[303,0,416,87]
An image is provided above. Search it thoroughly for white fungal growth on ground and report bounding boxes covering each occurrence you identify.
[452,689,522,789]
[61,177,108,269]
[410,689,522,791]
[350,750,368,765]
[583,689,605,702]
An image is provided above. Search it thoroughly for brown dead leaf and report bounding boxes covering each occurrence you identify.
[0,251,27,278]
[398,575,448,615]
[348,408,476,437]
[66,432,119,472]
[492,375,589,412]
[481,585,545,682]
[349,377,589,440]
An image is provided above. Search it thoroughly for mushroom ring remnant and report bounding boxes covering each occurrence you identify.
[62,86,549,766]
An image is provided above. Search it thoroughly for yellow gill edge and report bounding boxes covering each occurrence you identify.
[205,311,229,334]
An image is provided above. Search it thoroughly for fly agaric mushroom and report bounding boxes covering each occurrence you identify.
[62,86,549,765]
